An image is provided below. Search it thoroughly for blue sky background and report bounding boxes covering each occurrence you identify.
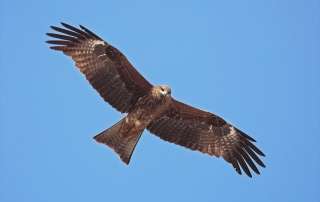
[1,0,319,201]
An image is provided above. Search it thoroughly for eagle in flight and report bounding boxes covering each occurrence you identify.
[46,23,265,177]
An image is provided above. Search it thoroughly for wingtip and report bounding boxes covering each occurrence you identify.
[254,169,261,175]
[260,162,266,168]
[50,25,61,32]
[48,46,65,51]
[60,22,71,29]
[242,133,256,142]
[46,32,55,37]
[79,24,87,30]
[48,46,57,50]
[236,128,256,142]
[60,22,68,26]
[235,168,242,175]
[60,22,79,30]
[237,169,252,178]
[245,170,253,178]
[79,24,103,40]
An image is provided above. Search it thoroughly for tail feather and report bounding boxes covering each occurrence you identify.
[94,118,143,164]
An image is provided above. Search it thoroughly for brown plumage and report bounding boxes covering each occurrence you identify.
[46,22,265,177]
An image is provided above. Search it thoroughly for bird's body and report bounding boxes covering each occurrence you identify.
[122,85,173,134]
[94,85,172,163]
[46,23,266,177]
[131,85,172,126]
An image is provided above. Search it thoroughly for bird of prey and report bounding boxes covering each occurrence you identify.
[46,22,265,177]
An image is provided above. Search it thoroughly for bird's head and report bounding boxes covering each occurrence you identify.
[152,85,172,99]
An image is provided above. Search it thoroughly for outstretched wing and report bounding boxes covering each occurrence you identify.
[147,99,265,177]
[46,23,153,112]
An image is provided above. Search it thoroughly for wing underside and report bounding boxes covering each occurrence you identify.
[148,99,265,177]
[46,23,153,112]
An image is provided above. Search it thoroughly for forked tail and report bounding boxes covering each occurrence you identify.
[93,118,143,164]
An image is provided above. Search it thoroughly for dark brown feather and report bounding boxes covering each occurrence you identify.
[46,22,153,112]
[46,33,79,42]
[147,99,265,177]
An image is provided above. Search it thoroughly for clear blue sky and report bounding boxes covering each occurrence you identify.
[1,0,319,201]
